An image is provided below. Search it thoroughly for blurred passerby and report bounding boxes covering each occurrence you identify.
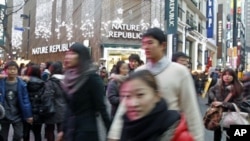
[57,43,111,141]
[128,54,140,73]
[172,52,189,67]
[18,63,25,76]
[107,61,129,119]
[108,27,204,141]
[21,64,45,141]
[119,70,193,141]
[241,72,250,99]
[41,61,52,81]
[44,61,66,141]
[99,67,109,92]
[0,61,33,141]
[208,68,243,141]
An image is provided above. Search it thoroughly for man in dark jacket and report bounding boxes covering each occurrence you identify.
[0,61,33,141]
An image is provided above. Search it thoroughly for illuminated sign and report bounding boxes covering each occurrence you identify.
[107,23,142,39]
[32,44,69,55]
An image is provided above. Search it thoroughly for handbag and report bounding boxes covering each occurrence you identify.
[203,105,223,130]
[203,92,232,130]
[221,103,250,128]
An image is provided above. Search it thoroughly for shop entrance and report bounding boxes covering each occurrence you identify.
[103,47,145,72]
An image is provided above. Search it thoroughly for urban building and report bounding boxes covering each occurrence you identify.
[245,0,250,71]
[6,0,217,71]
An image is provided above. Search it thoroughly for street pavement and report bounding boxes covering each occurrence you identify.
[6,95,225,141]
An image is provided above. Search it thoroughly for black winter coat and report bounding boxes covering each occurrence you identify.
[63,73,111,141]
[27,77,45,123]
[44,75,66,124]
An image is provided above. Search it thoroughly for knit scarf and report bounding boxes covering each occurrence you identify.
[120,99,180,141]
[62,65,96,95]
[145,56,171,75]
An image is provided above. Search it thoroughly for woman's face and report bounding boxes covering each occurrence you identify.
[222,72,233,84]
[64,51,79,69]
[119,63,129,75]
[120,79,160,121]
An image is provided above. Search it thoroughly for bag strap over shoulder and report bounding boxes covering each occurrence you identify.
[223,93,232,103]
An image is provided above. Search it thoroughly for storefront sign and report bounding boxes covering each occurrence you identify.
[165,0,178,34]
[206,0,214,38]
[32,44,69,55]
[217,20,222,43]
[107,23,142,39]
[217,4,223,59]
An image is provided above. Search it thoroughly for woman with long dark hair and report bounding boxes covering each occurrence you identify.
[107,60,128,119]
[208,68,243,141]
[57,43,111,141]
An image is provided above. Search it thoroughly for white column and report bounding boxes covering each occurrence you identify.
[201,42,206,71]
[182,27,186,53]
[192,41,198,70]
[167,34,173,59]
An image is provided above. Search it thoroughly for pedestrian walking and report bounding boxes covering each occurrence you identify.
[108,27,204,141]
[119,70,194,141]
[208,68,244,141]
[57,42,111,141]
[0,61,33,141]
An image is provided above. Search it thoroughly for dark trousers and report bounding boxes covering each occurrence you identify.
[0,120,23,141]
[23,122,42,141]
[214,127,230,141]
[45,123,62,141]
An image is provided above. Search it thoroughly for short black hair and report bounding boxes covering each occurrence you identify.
[5,61,19,70]
[128,54,140,63]
[172,52,189,62]
[142,27,166,44]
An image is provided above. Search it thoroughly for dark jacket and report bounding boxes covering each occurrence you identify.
[63,73,111,141]
[107,79,119,117]
[208,80,243,110]
[44,74,66,124]
[0,77,32,120]
[26,77,45,123]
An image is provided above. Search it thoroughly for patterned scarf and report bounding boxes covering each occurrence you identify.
[62,65,96,95]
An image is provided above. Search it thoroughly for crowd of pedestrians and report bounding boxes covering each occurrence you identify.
[0,27,249,141]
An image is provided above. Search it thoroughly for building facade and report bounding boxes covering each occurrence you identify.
[8,0,216,71]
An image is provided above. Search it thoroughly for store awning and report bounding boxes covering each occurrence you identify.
[102,43,141,49]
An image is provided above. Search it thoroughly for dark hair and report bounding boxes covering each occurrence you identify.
[172,52,189,62]
[49,61,63,75]
[5,61,19,70]
[121,70,158,92]
[220,68,243,97]
[45,61,52,69]
[26,64,41,78]
[69,42,92,71]
[142,27,166,44]
[115,61,126,74]
[128,54,140,63]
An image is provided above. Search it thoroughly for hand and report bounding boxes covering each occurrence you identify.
[0,74,7,79]
[212,101,222,107]
[20,76,30,82]
[56,131,64,141]
[26,117,33,124]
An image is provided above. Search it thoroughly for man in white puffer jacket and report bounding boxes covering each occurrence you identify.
[108,27,204,141]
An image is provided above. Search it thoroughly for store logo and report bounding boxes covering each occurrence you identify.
[206,0,214,38]
[107,23,142,39]
[32,43,69,55]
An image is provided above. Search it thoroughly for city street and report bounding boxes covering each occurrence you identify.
[6,95,226,141]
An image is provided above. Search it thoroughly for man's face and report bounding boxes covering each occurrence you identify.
[6,66,18,78]
[129,60,139,70]
[176,57,189,67]
[142,36,165,60]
